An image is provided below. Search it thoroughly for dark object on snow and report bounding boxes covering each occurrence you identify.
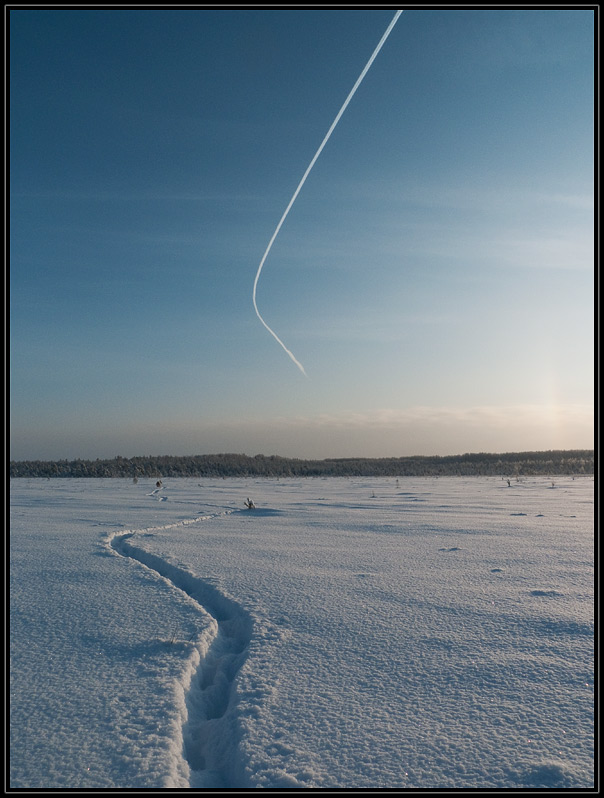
[244,498,256,509]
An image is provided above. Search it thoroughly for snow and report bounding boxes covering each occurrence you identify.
[10,475,594,789]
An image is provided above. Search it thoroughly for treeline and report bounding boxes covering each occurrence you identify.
[9,450,594,479]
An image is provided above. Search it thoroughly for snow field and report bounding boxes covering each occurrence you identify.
[10,475,594,788]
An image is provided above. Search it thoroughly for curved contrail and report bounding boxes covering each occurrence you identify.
[253,10,403,376]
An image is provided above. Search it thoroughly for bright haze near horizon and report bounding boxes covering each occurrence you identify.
[9,8,594,462]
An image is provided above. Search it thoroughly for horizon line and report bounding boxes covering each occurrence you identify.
[10,447,595,465]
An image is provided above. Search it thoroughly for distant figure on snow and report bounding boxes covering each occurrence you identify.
[244,498,256,510]
[156,480,163,488]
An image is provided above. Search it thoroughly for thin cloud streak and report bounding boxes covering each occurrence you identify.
[275,404,594,431]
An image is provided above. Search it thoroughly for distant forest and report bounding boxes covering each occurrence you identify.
[9,450,594,479]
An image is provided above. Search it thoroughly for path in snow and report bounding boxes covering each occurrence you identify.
[107,513,253,788]
[11,476,593,789]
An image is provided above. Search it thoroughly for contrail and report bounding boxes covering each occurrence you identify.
[253,10,403,376]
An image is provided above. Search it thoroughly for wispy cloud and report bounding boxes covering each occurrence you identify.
[10,188,260,203]
[340,178,593,215]
[488,235,593,271]
[272,404,594,431]
[288,313,458,343]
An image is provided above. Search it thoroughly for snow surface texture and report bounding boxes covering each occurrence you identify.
[10,476,594,789]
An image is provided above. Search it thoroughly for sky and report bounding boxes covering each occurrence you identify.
[9,7,595,461]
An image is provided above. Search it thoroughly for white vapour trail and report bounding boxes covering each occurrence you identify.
[253,10,403,376]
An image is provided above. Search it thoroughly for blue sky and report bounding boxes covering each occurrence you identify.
[10,8,594,460]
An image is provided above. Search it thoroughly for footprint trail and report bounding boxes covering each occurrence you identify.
[106,514,253,788]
